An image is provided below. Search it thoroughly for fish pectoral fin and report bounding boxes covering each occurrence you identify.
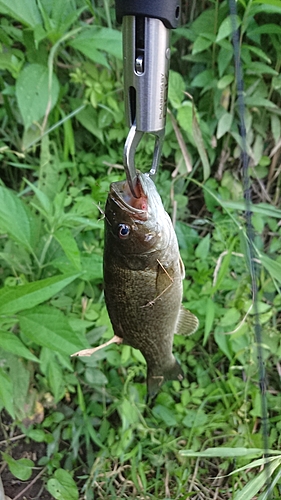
[156,259,174,291]
[175,306,199,336]
[71,335,123,357]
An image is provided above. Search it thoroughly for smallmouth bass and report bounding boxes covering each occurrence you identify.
[103,173,198,396]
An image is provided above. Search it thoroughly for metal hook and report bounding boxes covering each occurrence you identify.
[149,129,165,178]
[123,124,165,198]
[123,123,143,198]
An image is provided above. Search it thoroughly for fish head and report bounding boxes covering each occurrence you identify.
[104,173,171,258]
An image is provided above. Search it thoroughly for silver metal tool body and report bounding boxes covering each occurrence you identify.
[115,0,181,197]
[122,17,170,196]
[123,17,170,134]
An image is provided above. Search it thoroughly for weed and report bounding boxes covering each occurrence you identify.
[0,0,281,499]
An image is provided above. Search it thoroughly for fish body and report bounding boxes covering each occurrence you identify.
[103,173,198,396]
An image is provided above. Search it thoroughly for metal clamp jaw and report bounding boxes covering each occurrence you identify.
[116,1,181,197]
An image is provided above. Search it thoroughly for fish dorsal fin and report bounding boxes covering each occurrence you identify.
[175,306,199,336]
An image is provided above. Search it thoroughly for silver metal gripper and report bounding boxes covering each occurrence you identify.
[122,16,171,198]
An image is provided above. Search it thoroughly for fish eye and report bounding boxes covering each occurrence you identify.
[118,223,130,239]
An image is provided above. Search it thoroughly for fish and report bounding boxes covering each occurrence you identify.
[103,172,199,397]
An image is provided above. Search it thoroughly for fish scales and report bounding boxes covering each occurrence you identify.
[104,252,182,357]
[103,172,198,396]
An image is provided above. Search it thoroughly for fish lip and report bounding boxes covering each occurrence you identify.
[109,175,148,218]
[111,193,146,219]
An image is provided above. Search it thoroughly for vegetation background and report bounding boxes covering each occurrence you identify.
[0,0,281,498]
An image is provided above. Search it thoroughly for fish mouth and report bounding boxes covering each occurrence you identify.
[109,174,148,217]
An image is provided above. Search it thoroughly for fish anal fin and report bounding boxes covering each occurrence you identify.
[175,306,199,336]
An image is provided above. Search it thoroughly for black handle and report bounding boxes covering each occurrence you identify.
[115,0,181,29]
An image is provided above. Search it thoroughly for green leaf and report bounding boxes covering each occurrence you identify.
[233,459,281,500]
[252,0,281,6]
[192,35,213,55]
[69,27,122,66]
[19,305,86,356]
[47,469,79,500]
[168,70,186,109]
[220,308,240,327]
[0,273,81,315]
[250,3,281,15]
[245,62,278,76]
[2,453,34,481]
[177,102,195,146]
[180,447,269,458]
[212,239,236,293]
[217,74,234,89]
[195,234,210,259]
[259,253,281,284]
[192,105,210,180]
[220,200,281,219]
[52,253,103,281]
[182,409,208,428]
[0,369,15,418]
[0,186,38,253]
[26,429,46,442]
[216,16,241,42]
[217,112,233,139]
[85,418,106,448]
[175,222,200,252]
[218,46,233,77]
[214,328,233,361]
[85,367,108,386]
[191,8,217,36]
[24,178,53,215]
[248,23,281,35]
[39,3,86,39]
[54,228,81,270]
[203,178,219,212]
[8,355,31,420]
[0,0,41,28]
[75,106,104,143]
[117,399,140,430]
[242,44,271,63]
[152,405,178,426]
[0,331,39,362]
[258,466,281,500]
[16,63,60,129]
[191,69,214,88]
[203,298,215,346]
[98,108,113,129]
[0,51,24,78]
[48,354,64,402]
[271,114,280,145]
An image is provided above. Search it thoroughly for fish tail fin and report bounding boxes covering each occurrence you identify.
[147,358,184,398]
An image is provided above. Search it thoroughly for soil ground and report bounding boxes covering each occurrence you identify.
[0,420,53,500]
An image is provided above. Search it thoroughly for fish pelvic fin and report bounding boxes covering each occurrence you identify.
[147,358,184,397]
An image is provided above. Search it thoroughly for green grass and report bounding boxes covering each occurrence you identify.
[0,0,281,498]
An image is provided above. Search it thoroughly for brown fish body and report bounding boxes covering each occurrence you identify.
[104,173,198,395]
